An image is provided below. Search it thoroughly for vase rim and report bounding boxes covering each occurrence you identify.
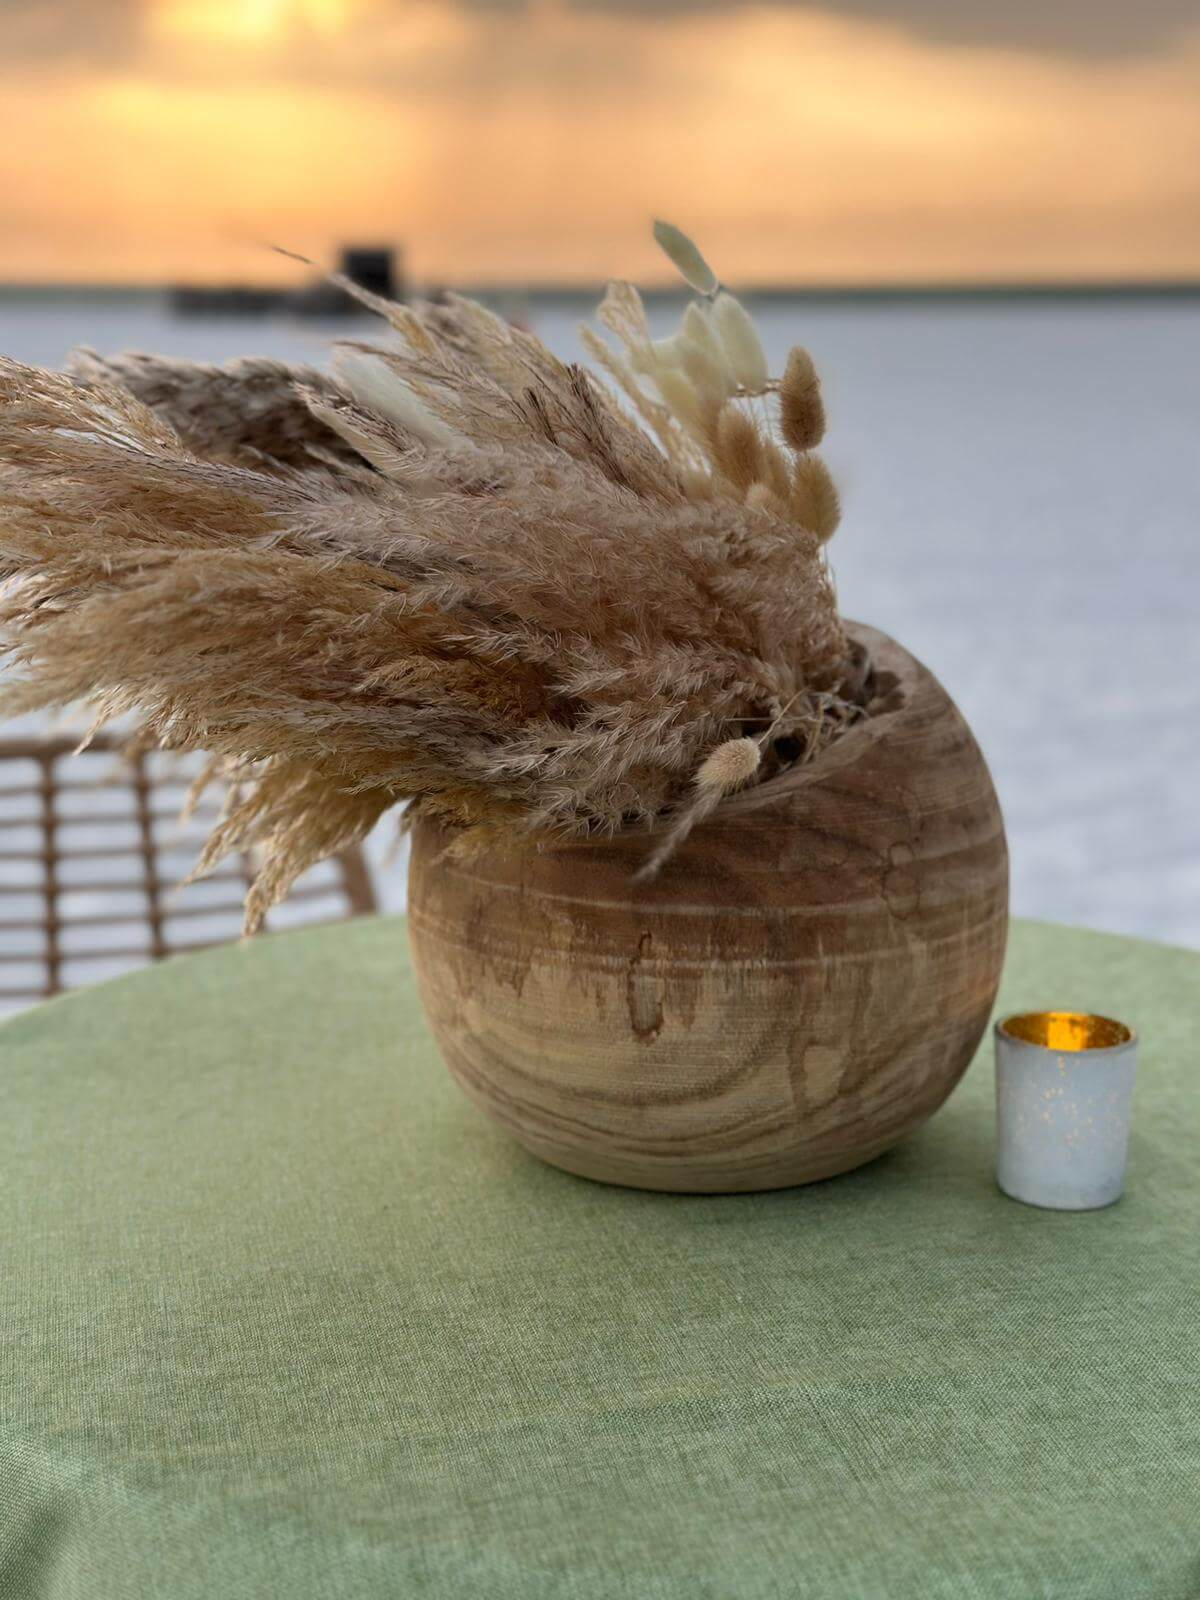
[703,619,916,821]
[523,621,925,858]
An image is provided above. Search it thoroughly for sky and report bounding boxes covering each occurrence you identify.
[1,0,1198,287]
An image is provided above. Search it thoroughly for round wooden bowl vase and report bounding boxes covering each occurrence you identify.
[407,623,1009,1193]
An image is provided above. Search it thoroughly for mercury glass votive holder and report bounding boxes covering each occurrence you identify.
[994,1011,1137,1211]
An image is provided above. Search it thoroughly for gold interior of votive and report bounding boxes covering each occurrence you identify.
[1001,1010,1132,1052]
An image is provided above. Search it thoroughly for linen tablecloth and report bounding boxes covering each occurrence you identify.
[1,917,1197,1599]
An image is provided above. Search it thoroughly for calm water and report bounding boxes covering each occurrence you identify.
[3,292,1199,947]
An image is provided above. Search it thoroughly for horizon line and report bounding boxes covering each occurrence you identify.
[2,277,1199,303]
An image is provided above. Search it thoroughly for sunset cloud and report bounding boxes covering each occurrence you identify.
[1,0,1197,285]
[5,0,1198,63]
[569,0,1200,58]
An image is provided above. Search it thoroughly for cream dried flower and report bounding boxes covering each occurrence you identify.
[590,222,838,531]
[708,293,769,392]
[696,736,762,794]
[652,219,719,296]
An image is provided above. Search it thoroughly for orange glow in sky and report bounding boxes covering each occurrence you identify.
[1,0,1198,286]
[153,0,360,47]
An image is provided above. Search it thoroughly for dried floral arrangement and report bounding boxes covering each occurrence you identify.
[0,224,874,927]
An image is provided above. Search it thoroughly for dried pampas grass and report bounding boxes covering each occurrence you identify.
[0,224,862,926]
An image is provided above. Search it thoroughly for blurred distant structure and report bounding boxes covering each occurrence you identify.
[342,248,397,299]
[170,245,403,318]
[290,245,401,315]
[168,285,281,317]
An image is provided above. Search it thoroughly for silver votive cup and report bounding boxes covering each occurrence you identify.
[994,1011,1137,1210]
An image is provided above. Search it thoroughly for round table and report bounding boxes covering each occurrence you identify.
[1,918,1197,1599]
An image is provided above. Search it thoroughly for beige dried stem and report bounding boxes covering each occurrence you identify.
[0,225,858,923]
[634,735,761,882]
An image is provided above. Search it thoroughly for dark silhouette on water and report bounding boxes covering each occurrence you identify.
[170,245,403,317]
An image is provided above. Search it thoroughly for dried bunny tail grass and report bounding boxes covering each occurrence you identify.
[779,346,826,453]
[655,693,858,875]
[696,736,761,794]
[709,293,768,392]
[681,303,726,367]
[67,350,359,473]
[653,219,719,296]
[761,440,794,503]
[635,735,761,881]
[714,403,765,493]
[677,339,734,432]
[790,453,841,544]
[653,365,717,445]
[583,229,838,554]
[744,481,790,518]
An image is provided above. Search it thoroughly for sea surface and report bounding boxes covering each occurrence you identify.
[2,290,1198,950]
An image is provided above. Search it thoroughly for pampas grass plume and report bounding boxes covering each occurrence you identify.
[779,345,825,452]
[653,219,719,296]
[331,347,458,446]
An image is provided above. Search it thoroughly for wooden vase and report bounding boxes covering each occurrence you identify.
[407,623,1009,1193]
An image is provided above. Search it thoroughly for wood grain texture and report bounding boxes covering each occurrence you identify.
[407,623,1009,1192]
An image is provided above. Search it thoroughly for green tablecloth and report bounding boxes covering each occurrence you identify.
[1,917,1197,1599]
